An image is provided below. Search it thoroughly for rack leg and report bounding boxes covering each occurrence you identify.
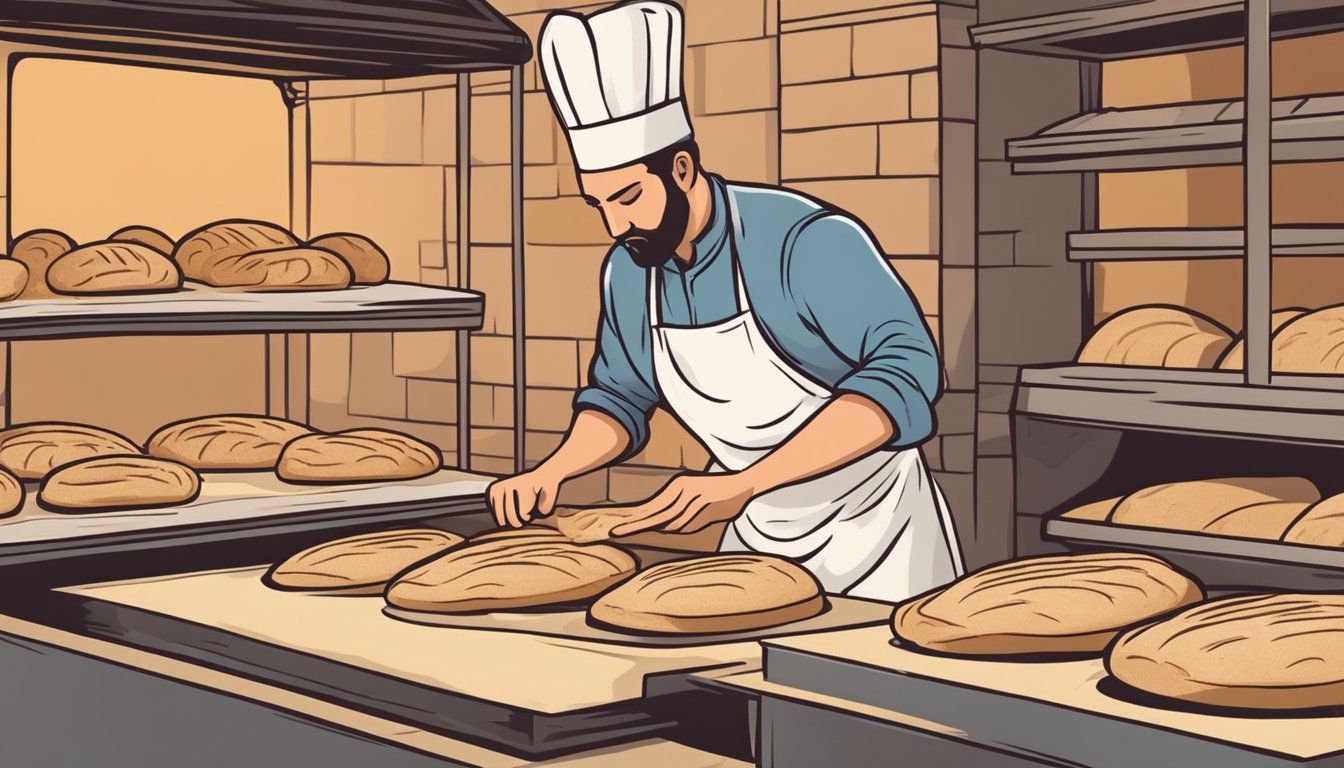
[456,75,472,471]
[1244,0,1272,387]
[511,65,526,473]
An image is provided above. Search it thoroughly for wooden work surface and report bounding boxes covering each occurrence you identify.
[763,626,1344,761]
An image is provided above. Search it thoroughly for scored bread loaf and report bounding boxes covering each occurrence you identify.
[1281,494,1344,548]
[554,505,644,543]
[173,220,298,283]
[589,554,826,634]
[1273,306,1344,374]
[11,229,74,299]
[47,242,183,295]
[892,552,1204,656]
[146,415,313,470]
[1058,497,1123,522]
[0,467,22,518]
[38,456,200,513]
[207,247,352,291]
[0,260,29,301]
[1216,308,1307,371]
[0,422,142,480]
[265,529,466,594]
[385,539,638,613]
[108,225,175,256]
[1107,593,1344,710]
[1077,306,1232,368]
[1109,477,1319,540]
[278,429,440,484]
[469,526,570,545]
[308,234,389,285]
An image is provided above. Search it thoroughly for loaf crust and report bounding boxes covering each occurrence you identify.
[1282,494,1344,547]
[1216,308,1307,370]
[554,505,644,542]
[173,220,298,283]
[147,415,313,470]
[1108,593,1344,710]
[38,456,200,513]
[0,260,29,301]
[0,422,142,480]
[1077,306,1232,368]
[469,526,570,544]
[277,430,440,484]
[589,554,826,634]
[11,229,74,299]
[1058,497,1123,522]
[1273,306,1344,373]
[265,529,466,594]
[207,247,352,291]
[108,225,175,256]
[308,234,389,285]
[0,468,22,518]
[385,539,638,613]
[1109,477,1319,540]
[47,242,182,295]
[892,552,1204,656]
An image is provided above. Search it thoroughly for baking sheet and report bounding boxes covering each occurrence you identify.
[382,596,891,647]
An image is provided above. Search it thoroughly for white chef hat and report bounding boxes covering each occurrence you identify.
[540,1,693,172]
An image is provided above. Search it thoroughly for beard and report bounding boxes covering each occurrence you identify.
[618,174,691,269]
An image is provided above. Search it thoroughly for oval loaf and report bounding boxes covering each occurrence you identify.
[1282,494,1344,548]
[0,467,22,518]
[11,229,74,299]
[278,429,440,484]
[108,225,175,256]
[266,529,466,594]
[1217,308,1307,370]
[39,456,200,513]
[1077,306,1232,368]
[308,233,389,285]
[892,552,1204,656]
[208,247,351,290]
[0,260,29,301]
[147,415,313,470]
[48,242,182,295]
[589,554,826,634]
[0,422,142,480]
[1108,593,1344,710]
[1272,305,1344,374]
[1109,477,1318,540]
[173,220,298,283]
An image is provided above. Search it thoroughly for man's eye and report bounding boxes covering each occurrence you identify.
[619,189,643,206]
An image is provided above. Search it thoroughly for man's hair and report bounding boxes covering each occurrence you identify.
[641,138,700,179]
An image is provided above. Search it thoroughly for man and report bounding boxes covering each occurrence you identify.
[488,0,963,602]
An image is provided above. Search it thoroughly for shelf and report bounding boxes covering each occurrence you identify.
[1068,227,1344,261]
[1015,365,1344,446]
[0,469,490,567]
[0,282,483,339]
[1006,93,1344,173]
[1,0,531,80]
[971,0,1344,61]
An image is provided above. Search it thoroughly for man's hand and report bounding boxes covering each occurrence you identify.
[609,472,757,537]
[488,468,564,528]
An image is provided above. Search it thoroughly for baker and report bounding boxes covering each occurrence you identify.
[488,0,963,602]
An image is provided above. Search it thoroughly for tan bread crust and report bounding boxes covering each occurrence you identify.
[206,247,351,290]
[385,539,638,613]
[1273,306,1344,373]
[47,242,182,295]
[0,467,22,518]
[39,456,200,513]
[1109,477,1319,540]
[0,422,142,480]
[588,554,826,634]
[0,260,29,301]
[277,430,441,484]
[1217,308,1307,370]
[1108,593,1344,710]
[468,526,569,544]
[11,229,74,299]
[1077,306,1231,368]
[554,505,645,542]
[108,225,175,256]
[1058,497,1123,522]
[308,234,389,285]
[173,220,298,283]
[1282,494,1344,547]
[147,415,314,470]
[891,552,1204,656]
[266,529,466,594]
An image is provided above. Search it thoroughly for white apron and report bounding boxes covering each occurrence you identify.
[648,203,964,603]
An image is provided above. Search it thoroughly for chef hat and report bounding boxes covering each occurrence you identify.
[540,1,693,172]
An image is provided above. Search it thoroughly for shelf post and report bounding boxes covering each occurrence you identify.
[456,74,472,471]
[1244,0,1272,387]
[283,80,310,424]
[511,65,526,474]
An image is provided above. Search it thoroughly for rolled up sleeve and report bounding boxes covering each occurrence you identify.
[786,215,942,448]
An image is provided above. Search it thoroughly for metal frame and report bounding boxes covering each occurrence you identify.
[1245,0,1272,387]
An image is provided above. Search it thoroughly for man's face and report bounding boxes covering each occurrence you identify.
[580,159,691,268]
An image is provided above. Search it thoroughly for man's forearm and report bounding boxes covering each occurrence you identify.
[738,393,896,494]
[537,409,633,481]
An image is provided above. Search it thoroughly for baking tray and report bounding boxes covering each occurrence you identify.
[1044,516,1344,591]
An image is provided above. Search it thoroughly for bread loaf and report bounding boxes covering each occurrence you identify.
[173,220,298,283]
[1077,306,1232,368]
[265,529,465,594]
[1281,494,1344,548]
[554,505,644,542]
[892,553,1203,656]
[1109,477,1318,540]
[1273,306,1344,373]
[47,242,182,295]
[0,260,30,301]
[589,554,826,634]
[308,234,389,285]
[385,539,638,613]
[1108,593,1344,709]
[1216,308,1307,370]
[0,423,142,480]
[11,229,74,299]
[278,430,440,484]
[146,415,313,470]
[469,526,569,545]
[108,225,174,256]
[1058,497,1122,522]
[0,467,22,518]
[208,247,352,291]
[38,456,200,513]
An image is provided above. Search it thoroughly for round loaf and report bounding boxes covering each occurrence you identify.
[108,225,175,256]
[265,529,466,594]
[1077,306,1232,368]
[1108,593,1344,710]
[1273,306,1344,373]
[47,242,183,295]
[38,456,200,513]
[0,467,22,518]
[1216,308,1307,370]
[385,539,638,613]
[555,505,644,543]
[308,234,389,285]
[470,526,569,545]
[0,422,142,480]
[892,552,1204,657]
[278,429,440,484]
[0,260,29,301]
[207,247,352,291]
[173,220,298,283]
[589,554,826,634]
[1282,494,1344,548]
[147,414,313,470]
[11,229,74,299]
[1109,477,1319,540]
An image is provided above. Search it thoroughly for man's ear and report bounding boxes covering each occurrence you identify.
[672,150,697,192]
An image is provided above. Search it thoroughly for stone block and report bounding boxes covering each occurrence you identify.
[308,333,351,408]
[470,93,511,167]
[524,245,607,339]
[628,409,711,470]
[527,387,578,432]
[978,232,1014,267]
[309,80,383,99]
[979,364,1020,385]
[310,164,443,282]
[608,466,678,503]
[524,92,559,166]
[471,384,513,429]
[524,165,560,199]
[781,27,851,85]
[420,266,449,287]
[977,412,1012,457]
[940,266,976,391]
[791,178,937,255]
[698,39,778,114]
[852,15,938,76]
[471,245,514,335]
[525,196,611,246]
[782,0,933,21]
[557,468,609,505]
[879,121,939,177]
[578,340,597,387]
[921,436,942,471]
[309,98,354,163]
[909,71,938,119]
[420,240,446,269]
[942,433,975,473]
[348,333,407,420]
[472,427,515,459]
[782,126,877,180]
[974,457,1016,564]
[979,383,1015,414]
[471,334,516,386]
[422,86,459,166]
[978,50,1081,160]
[685,0,766,45]
[526,339,580,389]
[697,111,780,183]
[782,75,909,130]
[471,455,518,476]
[407,378,458,424]
[354,91,423,165]
[934,391,975,434]
[978,266,1084,366]
[470,165,513,245]
[940,122,976,266]
[939,48,977,121]
[525,430,565,467]
[890,257,940,315]
[393,331,458,380]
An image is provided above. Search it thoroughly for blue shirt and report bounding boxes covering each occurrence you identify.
[574,174,942,461]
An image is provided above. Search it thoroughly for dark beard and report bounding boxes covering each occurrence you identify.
[618,174,691,269]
